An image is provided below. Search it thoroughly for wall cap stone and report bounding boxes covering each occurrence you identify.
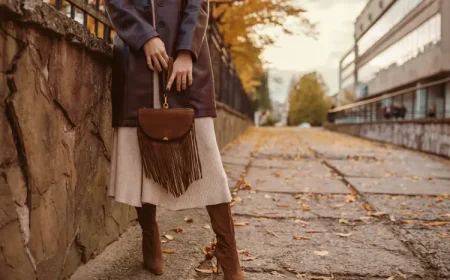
[1,0,112,57]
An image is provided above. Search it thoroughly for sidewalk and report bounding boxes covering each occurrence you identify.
[70,127,450,280]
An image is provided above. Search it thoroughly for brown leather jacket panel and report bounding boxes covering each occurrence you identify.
[105,0,216,127]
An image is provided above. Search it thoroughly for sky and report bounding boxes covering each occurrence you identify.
[262,0,368,102]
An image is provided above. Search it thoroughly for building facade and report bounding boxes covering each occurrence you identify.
[337,0,450,119]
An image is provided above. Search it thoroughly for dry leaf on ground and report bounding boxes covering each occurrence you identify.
[195,268,214,274]
[164,234,174,240]
[333,232,353,238]
[277,203,290,208]
[345,195,356,203]
[305,229,323,233]
[438,233,450,239]
[338,218,349,224]
[301,204,311,211]
[313,250,329,256]
[184,217,194,223]
[294,235,311,240]
[170,227,183,233]
[267,229,280,238]
[234,221,250,226]
[162,249,176,254]
[264,194,272,199]
[203,224,211,229]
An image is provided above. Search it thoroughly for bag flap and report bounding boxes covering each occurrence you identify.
[138,108,195,140]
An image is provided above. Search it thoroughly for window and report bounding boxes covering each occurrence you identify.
[357,0,423,56]
[358,13,441,84]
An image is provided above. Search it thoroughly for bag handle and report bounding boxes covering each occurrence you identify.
[162,57,174,109]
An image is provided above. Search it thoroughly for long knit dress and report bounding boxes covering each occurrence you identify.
[108,70,232,210]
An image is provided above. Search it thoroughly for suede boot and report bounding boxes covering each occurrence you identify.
[135,204,164,275]
[206,203,245,280]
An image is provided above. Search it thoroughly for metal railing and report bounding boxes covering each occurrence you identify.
[48,0,254,120]
[328,77,450,124]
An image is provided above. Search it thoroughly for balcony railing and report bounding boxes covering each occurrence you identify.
[48,0,254,120]
[329,77,450,124]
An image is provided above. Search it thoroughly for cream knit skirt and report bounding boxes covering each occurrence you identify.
[108,73,231,210]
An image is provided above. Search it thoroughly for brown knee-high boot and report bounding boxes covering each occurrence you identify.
[206,203,245,280]
[135,204,164,275]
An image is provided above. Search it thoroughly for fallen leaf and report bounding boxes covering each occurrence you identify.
[332,203,345,209]
[333,232,354,237]
[345,195,356,203]
[386,276,396,280]
[273,172,282,177]
[195,268,213,274]
[369,212,386,217]
[305,229,323,233]
[233,196,242,202]
[203,224,211,229]
[170,227,183,233]
[300,204,311,211]
[294,235,311,240]
[277,203,290,208]
[294,219,309,225]
[389,215,396,222]
[399,220,416,225]
[164,234,174,240]
[184,217,193,223]
[422,221,449,227]
[438,233,450,239]
[267,229,280,238]
[313,250,329,256]
[162,249,176,254]
[396,272,407,279]
[439,213,450,218]
[264,194,272,199]
[339,218,349,224]
[234,221,250,226]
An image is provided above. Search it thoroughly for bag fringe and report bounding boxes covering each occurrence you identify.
[137,124,203,197]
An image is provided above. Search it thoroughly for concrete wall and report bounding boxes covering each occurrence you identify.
[0,2,252,280]
[326,120,450,158]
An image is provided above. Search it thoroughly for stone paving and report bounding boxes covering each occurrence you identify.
[70,128,450,280]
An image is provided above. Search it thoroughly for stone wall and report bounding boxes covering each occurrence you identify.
[325,119,450,158]
[0,2,252,280]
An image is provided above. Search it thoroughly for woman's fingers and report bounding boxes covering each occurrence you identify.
[152,55,162,72]
[176,73,182,92]
[166,71,176,91]
[146,55,154,71]
[157,52,168,70]
[181,73,187,90]
[188,71,193,86]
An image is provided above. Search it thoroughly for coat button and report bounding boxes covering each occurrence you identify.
[158,21,166,27]
[157,0,164,7]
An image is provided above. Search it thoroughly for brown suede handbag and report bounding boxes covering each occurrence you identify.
[137,59,202,197]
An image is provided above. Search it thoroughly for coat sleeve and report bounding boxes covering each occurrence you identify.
[105,0,159,52]
[177,0,209,62]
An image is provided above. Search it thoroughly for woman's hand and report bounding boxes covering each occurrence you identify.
[166,51,193,92]
[143,37,169,72]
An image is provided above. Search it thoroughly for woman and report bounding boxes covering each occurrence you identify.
[104,0,245,279]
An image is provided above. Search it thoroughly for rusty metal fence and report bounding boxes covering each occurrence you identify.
[49,0,254,120]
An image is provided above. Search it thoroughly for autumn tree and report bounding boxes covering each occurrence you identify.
[288,72,331,126]
[212,1,316,107]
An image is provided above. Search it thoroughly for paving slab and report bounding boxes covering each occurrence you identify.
[347,177,450,196]
[407,225,450,278]
[70,208,216,280]
[366,195,450,221]
[232,191,368,220]
[234,219,425,278]
[251,159,331,177]
[247,166,350,194]
[327,159,450,179]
